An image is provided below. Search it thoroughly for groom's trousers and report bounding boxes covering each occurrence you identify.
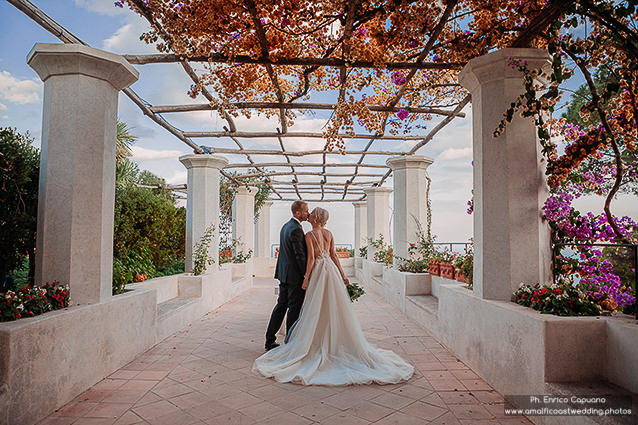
[265,280,305,345]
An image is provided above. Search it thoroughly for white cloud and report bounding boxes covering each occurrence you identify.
[0,103,7,110]
[73,0,129,16]
[102,18,156,55]
[130,146,187,162]
[0,71,41,104]
[439,146,472,161]
[165,170,187,186]
[1,115,8,120]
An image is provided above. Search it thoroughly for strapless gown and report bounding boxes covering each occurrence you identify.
[253,250,414,385]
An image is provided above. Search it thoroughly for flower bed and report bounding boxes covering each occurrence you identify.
[1,281,70,322]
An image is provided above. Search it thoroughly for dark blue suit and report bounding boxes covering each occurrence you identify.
[266,218,307,346]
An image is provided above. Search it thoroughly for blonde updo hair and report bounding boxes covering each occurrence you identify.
[313,207,329,226]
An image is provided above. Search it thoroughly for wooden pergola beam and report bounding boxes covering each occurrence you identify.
[188,131,427,140]
[205,148,408,156]
[225,162,389,169]
[122,54,464,70]
[150,102,465,117]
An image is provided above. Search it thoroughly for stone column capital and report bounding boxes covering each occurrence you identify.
[236,186,257,196]
[179,154,228,170]
[459,48,551,94]
[363,187,392,197]
[262,200,274,208]
[27,43,138,90]
[386,155,434,171]
[352,201,367,208]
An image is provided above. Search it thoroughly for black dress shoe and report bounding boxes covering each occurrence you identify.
[265,342,280,351]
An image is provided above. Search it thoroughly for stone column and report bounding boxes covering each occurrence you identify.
[352,201,367,258]
[27,44,138,305]
[232,186,257,256]
[363,187,392,261]
[255,200,273,257]
[459,48,552,301]
[387,156,434,268]
[180,155,228,274]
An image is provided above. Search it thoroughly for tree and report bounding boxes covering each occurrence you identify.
[0,128,39,288]
[116,119,138,164]
[562,67,638,196]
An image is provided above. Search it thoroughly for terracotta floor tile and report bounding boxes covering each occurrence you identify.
[35,416,76,425]
[401,399,450,421]
[447,403,495,420]
[53,401,99,418]
[34,284,526,425]
[184,399,235,421]
[71,418,118,425]
[203,409,254,425]
[319,411,374,425]
[101,391,148,405]
[119,380,160,391]
[150,381,193,399]
[346,400,396,422]
[132,400,180,421]
[92,379,127,391]
[168,391,212,410]
[108,370,140,380]
[217,391,263,410]
[292,401,341,421]
[257,411,314,425]
[73,390,113,404]
[83,402,132,419]
[238,400,286,420]
[370,391,415,410]
[141,409,202,425]
[266,391,314,411]
[134,370,169,381]
[112,410,145,425]
[375,410,432,425]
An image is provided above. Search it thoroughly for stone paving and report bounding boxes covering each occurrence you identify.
[36,278,533,425]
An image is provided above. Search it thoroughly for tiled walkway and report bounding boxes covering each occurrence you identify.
[37,278,532,425]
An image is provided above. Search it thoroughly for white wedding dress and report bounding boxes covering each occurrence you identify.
[253,236,414,386]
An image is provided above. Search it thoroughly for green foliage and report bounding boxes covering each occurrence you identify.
[453,246,474,289]
[193,223,216,275]
[116,119,138,165]
[155,260,185,277]
[514,282,601,316]
[0,128,39,286]
[347,282,365,302]
[113,159,186,273]
[1,280,69,322]
[219,171,271,252]
[366,235,393,266]
[358,245,367,258]
[112,247,156,294]
[561,67,637,196]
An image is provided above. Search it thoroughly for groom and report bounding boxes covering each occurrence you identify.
[265,200,309,350]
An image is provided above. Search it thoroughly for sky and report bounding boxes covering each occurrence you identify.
[1,0,635,255]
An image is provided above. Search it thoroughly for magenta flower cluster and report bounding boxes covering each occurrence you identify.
[542,172,637,309]
[391,71,407,86]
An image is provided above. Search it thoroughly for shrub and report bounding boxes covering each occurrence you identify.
[514,282,601,316]
[1,281,70,322]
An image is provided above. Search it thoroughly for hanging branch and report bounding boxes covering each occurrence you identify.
[566,51,627,242]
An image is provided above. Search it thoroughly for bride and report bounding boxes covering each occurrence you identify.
[253,207,414,385]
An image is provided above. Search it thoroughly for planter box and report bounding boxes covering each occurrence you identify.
[440,262,455,280]
[336,252,350,258]
[428,261,440,276]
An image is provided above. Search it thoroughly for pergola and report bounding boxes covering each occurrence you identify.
[6,3,603,424]
[9,0,473,204]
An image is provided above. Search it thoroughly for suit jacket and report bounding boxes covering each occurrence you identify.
[274,218,307,286]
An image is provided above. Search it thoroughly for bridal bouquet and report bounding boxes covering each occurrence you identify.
[347,282,365,302]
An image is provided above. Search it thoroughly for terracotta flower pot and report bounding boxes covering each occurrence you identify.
[456,270,469,283]
[428,261,440,276]
[440,262,455,280]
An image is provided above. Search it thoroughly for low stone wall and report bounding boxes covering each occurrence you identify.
[0,264,253,425]
[356,258,638,419]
